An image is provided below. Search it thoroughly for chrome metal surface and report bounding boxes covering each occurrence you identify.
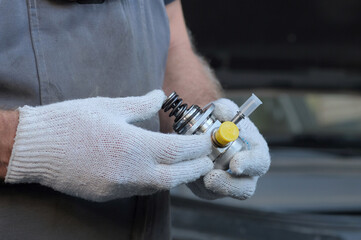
[211,128,226,148]
[231,112,245,125]
[173,105,202,134]
[214,138,244,170]
[185,104,215,135]
[198,117,216,134]
[162,92,245,170]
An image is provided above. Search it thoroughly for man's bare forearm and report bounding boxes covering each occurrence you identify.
[163,45,223,106]
[160,45,223,132]
[160,46,223,131]
[160,1,223,132]
[0,110,19,179]
[164,0,222,105]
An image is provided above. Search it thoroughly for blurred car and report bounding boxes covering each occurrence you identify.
[171,1,361,239]
[171,91,361,240]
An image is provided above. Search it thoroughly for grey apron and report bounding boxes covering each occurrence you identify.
[0,0,171,239]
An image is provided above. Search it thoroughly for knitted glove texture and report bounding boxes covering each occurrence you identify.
[5,90,213,202]
[188,98,271,200]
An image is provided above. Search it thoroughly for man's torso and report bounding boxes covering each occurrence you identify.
[0,0,171,239]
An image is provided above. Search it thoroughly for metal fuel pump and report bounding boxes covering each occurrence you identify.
[162,92,262,170]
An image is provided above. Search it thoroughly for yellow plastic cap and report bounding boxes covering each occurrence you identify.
[215,121,239,147]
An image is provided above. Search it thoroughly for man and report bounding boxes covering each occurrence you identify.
[0,0,270,239]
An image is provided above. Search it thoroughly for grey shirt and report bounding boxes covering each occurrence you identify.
[0,0,173,239]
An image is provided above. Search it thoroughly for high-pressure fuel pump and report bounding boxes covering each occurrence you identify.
[162,92,262,170]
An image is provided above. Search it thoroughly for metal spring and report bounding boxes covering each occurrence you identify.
[161,92,189,122]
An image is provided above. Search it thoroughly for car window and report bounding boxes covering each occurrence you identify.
[227,91,361,139]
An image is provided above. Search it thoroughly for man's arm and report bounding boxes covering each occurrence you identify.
[0,110,19,179]
[160,0,223,132]
[161,1,271,201]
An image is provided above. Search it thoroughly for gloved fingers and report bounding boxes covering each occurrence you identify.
[111,89,166,122]
[187,178,224,200]
[237,118,261,138]
[229,148,271,176]
[155,157,213,189]
[212,98,239,122]
[204,170,258,200]
[147,132,212,164]
[231,123,270,176]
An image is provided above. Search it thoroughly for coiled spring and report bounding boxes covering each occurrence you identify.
[162,92,189,122]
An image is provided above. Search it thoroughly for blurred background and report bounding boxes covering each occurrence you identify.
[171,0,361,239]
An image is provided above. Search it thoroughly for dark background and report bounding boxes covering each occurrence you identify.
[170,1,361,239]
[182,0,361,90]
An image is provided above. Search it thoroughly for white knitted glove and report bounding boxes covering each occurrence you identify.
[5,90,213,202]
[188,98,270,200]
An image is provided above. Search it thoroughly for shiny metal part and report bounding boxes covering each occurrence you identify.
[232,93,262,124]
[185,104,215,135]
[231,112,245,125]
[173,105,202,134]
[162,92,189,122]
[213,137,244,170]
[161,91,254,170]
[211,128,228,148]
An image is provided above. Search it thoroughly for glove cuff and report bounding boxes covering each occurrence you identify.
[5,106,64,185]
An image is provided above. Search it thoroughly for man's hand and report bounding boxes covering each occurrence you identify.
[0,110,19,179]
[188,98,271,200]
[5,90,213,202]
[163,1,269,200]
